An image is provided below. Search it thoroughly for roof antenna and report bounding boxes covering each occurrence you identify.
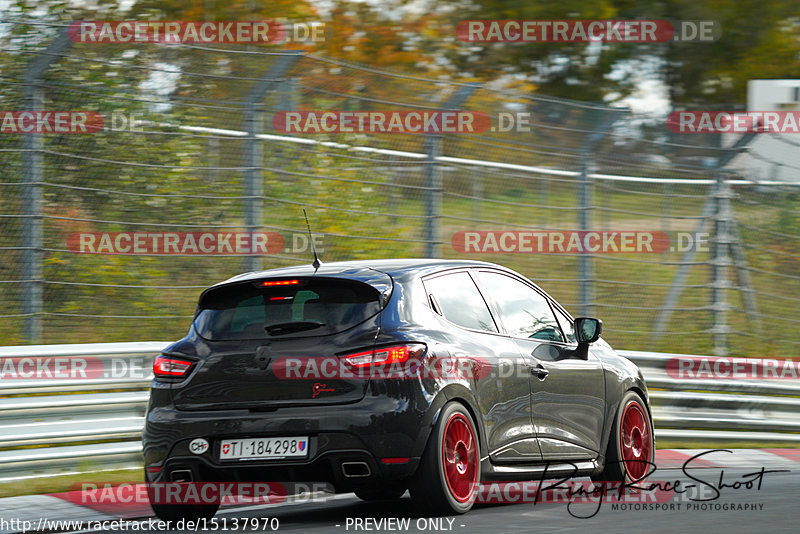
[303,208,322,272]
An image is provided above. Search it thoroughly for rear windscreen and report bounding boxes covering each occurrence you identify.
[193,278,383,340]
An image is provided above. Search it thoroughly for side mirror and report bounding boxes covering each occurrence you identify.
[574,317,602,344]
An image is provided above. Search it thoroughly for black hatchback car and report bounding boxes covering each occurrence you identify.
[143,259,653,519]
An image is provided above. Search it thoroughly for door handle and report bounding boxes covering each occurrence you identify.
[531,364,549,380]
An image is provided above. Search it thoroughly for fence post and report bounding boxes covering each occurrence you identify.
[422,134,441,258]
[21,29,71,343]
[577,108,622,318]
[654,188,716,340]
[710,172,733,356]
[577,150,594,318]
[242,52,302,273]
[654,133,756,346]
[470,166,482,223]
[423,83,480,258]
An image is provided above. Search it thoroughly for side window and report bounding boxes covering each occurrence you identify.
[476,271,564,342]
[553,306,576,344]
[425,272,498,333]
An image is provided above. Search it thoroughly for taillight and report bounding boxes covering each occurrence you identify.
[261,279,300,287]
[153,355,194,378]
[343,344,425,368]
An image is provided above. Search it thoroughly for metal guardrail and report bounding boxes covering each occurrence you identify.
[0,342,170,482]
[621,350,800,444]
[1,343,799,482]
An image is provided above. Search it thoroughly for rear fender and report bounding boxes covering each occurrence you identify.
[415,385,486,468]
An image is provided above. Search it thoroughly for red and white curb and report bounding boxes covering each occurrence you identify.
[0,449,798,533]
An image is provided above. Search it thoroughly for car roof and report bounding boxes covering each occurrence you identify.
[200,259,569,318]
[216,258,505,286]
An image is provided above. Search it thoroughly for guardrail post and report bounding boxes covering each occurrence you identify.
[21,29,72,343]
[242,52,302,273]
[423,83,479,258]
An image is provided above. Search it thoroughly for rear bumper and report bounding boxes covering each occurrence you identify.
[143,387,434,489]
[148,448,420,492]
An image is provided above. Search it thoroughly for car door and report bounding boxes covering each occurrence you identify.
[474,270,606,461]
[423,270,542,462]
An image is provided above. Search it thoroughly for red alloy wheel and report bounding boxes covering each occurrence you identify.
[619,400,652,481]
[441,413,478,503]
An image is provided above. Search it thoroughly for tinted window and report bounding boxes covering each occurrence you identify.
[425,272,497,333]
[194,278,381,340]
[476,271,564,342]
[553,306,576,344]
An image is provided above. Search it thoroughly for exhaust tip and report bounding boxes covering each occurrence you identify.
[341,461,371,478]
[170,469,193,482]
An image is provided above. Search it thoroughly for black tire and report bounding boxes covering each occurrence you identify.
[354,484,407,501]
[594,391,654,484]
[410,401,480,515]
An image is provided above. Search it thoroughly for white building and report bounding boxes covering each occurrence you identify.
[730,79,800,183]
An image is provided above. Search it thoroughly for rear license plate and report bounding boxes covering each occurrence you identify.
[218,437,309,461]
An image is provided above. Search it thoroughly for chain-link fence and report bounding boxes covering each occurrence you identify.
[1,22,799,357]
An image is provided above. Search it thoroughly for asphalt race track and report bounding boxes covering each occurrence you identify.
[41,467,799,534]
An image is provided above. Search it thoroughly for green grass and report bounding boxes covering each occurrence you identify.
[1,173,796,358]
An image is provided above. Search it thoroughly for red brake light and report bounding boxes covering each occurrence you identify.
[262,279,300,287]
[343,345,424,368]
[153,356,194,377]
[373,346,411,365]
